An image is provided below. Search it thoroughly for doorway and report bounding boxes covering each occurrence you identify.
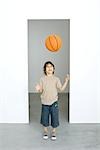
[28,19,70,124]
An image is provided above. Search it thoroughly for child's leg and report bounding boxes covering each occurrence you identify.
[50,101,59,140]
[40,104,50,139]
[42,126,49,139]
[51,127,57,140]
[40,104,49,127]
[51,101,59,129]
[43,126,48,133]
[52,127,56,133]
[51,128,56,136]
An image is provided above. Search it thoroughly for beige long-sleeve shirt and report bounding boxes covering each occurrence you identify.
[39,75,68,105]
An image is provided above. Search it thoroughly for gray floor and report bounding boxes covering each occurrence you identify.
[0,93,100,150]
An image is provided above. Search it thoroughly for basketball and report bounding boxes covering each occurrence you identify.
[45,34,62,52]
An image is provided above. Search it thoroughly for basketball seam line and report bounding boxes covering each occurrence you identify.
[49,36,56,51]
[54,35,58,50]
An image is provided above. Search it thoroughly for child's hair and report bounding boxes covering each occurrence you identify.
[43,61,55,75]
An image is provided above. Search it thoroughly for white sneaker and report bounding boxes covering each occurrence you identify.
[51,132,56,140]
[43,132,48,140]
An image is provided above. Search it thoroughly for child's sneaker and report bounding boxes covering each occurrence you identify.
[43,132,48,140]
[51,132,56,140]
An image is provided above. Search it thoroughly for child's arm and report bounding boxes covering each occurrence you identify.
[35,78,43,93]
[57,74,70,92]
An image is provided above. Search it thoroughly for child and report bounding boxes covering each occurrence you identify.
[35,61,69,140]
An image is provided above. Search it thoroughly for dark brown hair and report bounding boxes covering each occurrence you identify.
[43,61,55,75]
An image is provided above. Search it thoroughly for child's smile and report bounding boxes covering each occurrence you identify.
[46,64,54,75]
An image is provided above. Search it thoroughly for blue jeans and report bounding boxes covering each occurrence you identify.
[40,101,59,128]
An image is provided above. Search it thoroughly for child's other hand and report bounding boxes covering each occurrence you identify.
[35,84,41,91]
[65,74,70,82]
[67,74,70,80]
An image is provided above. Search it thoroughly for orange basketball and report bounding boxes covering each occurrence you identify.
[45,34,62,52]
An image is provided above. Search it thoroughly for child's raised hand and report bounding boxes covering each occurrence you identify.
[67,74,70,80]
[65,74,70,82]
[35,84,41,91]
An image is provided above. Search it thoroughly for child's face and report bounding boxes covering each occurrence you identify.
[46,64,54,75]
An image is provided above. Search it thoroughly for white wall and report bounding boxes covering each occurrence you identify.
[70,0,100,123]
[0,1,29,123]
[0,0,100,123]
